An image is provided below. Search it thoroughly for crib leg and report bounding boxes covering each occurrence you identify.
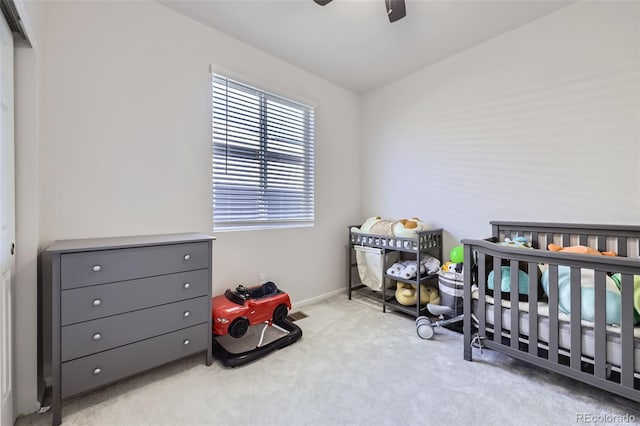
[471,334,485,355]
[464,329,473,361]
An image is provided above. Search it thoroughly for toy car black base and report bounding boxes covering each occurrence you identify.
[211,319,302,368]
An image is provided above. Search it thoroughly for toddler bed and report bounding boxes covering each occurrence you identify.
[462,221,640,402]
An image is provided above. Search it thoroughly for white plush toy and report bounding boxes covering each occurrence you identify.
[386,255,441,279]
[360,216,382,233]
[421,255,441,275]
[386,260,411,277]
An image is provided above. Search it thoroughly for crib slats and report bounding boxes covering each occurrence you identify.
[546,233,554,248]
[494,257,502,344]
[528,263,539,356]
[594,270,607,380]
[478,253,486,334]
[510,260,519,348]
[618,237,627,257]
[548,264,559,364]
[569,267,581,370]
[579,234,588,246]
[562,233,570,247]
[621,273,634,388]
[531,232,539,249]
[597,235,607,253]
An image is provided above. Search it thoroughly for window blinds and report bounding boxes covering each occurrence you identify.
[212,74,315,230]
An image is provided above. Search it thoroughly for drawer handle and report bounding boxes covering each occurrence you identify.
[93,333,102,341]
[183,282,191,289]
[183,311,190,318]
[183,339,190,346]
[183,254,191,261]
[93,368,102,375]
[92,299,102,307]
[92,265,102,272]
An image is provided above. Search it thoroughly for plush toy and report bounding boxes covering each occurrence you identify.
[441,261,454,272]
[446,262,463,274]
[548,243,616,257]
[393,217,429,238]
[351,216,397,236]
[421,255,441,275]
[395,283,440,306]
[350,216,382,234]
[499,237,532,249]
[352,216,430,238]
[386,260,411,277]
[388,256,441,279]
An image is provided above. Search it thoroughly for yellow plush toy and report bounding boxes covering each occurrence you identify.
[395,283,440,306]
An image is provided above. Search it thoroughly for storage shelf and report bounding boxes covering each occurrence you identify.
[382,297,429,316]
[384,273,438,285]
[347,225,443,318]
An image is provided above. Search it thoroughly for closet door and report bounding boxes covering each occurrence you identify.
[0,9,14,426]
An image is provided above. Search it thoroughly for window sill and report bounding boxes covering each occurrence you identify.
[213,223,314,233]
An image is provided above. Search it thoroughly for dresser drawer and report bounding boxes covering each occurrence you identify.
[60,242,209,289]
[61,323,208,398]
[61,296,209,361]
[61,269,209,325]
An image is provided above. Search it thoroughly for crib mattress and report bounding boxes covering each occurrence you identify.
[472,299,640,374]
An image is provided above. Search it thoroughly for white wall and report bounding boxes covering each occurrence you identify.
[39,0,361,305]
[362,1,640,254]
[14,0,45,417]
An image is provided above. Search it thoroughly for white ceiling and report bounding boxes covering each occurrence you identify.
[159,0,571,94]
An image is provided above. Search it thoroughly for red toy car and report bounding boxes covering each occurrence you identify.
[212,281,292,338]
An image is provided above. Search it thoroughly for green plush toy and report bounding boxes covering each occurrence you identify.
[610,273,640,323]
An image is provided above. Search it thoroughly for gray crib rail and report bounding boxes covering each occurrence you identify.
[491,221,640,256]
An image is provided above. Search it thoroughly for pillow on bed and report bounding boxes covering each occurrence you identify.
[487,266,532,302]
[541,266,621,325]
[610,273,640,324]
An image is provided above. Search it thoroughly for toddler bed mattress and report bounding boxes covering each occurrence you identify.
[471,292,640,374]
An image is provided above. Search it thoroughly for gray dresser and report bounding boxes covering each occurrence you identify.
[41,233,215,426]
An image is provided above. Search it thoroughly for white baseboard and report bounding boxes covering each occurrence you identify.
[292,288,344,310]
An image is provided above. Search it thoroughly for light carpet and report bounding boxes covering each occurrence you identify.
[17,293,640,426]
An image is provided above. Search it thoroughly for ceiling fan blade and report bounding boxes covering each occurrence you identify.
[385,0,406,23]
[313,0,333,5]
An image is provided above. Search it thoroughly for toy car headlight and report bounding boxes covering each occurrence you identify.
[215,318,229,323]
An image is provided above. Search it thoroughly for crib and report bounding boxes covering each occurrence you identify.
[462,221,640,402]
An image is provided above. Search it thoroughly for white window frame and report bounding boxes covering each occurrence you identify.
[211,73,315,231]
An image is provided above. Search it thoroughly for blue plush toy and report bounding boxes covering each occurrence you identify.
[498,236,532,249]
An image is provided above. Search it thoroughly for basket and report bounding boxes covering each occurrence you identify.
[437,270,464,318]
[354,246,398,291]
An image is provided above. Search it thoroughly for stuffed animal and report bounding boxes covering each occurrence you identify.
[352,216,430,238]
[386,260,411,277]
[351,216,397,236]
[421,255,441,275]
[350,216,382,234]
[388,256,441,279]
[446,262,463,274]
[395,283,440,306]
[499,237,532,249]
[441,261,454,272]
[548,243,616,256]
[393,217,429,238]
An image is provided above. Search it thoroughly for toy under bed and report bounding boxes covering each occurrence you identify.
[462,221,640,402]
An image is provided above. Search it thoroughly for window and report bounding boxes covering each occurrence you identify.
[211,74,315,231]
